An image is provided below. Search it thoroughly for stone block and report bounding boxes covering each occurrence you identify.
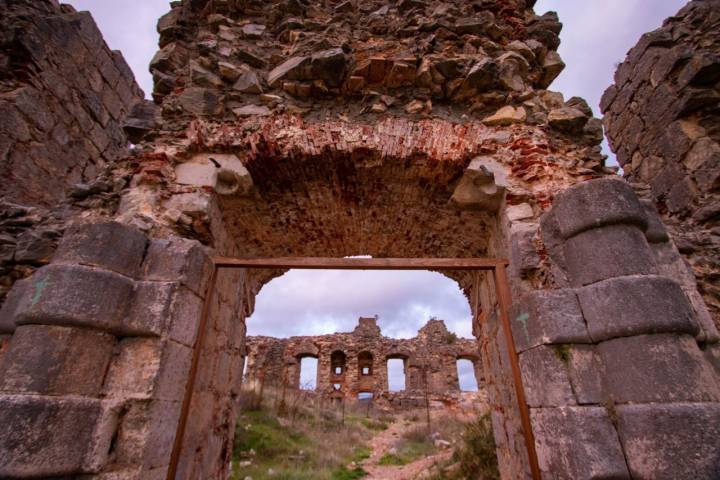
[53,222,148,278]
[509,223,540,278]
[578,275,698,342]
[519,346,575,407]
[0,394,106,477]
[566,345,605,404]
[103,338,191,403]
[640,200,670,243]
[125,282,203,346]
[154,340,192,402]
[0,278,30,334]
[511,289,589,353]
[111,399,181,471]
[0,325,115,396]
[142,237,211,296]
[617,403,720,480]
[598,334,720,403]
[564,224,657,286]
[531,406,630,479]
[14,264,136,334]
[551,178,648,239]
[126,281,174,336]
[450,156,509,212]
[167,286,204,346]
[103,338,162,398]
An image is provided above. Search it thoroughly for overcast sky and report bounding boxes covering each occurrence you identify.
[64,1,688,350]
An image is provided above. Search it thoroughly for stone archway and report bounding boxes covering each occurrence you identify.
[0,0,719,479]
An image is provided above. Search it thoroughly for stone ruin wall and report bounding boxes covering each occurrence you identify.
[0,0,144,305]
[245,317,486,409]
[0,0,718,479]
[602,0,720,329]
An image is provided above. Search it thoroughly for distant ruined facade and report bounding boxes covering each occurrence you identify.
[245,317,485,409]
[0,0,718,479]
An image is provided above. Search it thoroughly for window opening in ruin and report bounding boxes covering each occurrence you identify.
[333,383,341,391]
[299,356,318,390]
[358,392,373,401]
[331,350,347,377]
[358,351,374,377]
[387,358,406,392]
[457,358,479,392]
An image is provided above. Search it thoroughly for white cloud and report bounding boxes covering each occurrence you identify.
[247,270,473,339]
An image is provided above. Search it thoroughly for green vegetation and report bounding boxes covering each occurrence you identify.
[378,425,435,466]
[427,413,500,480]
[552,344,572,364]
[360,417,389,431]
[231,390,375,480]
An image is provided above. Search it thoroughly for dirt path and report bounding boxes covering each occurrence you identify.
[360,419,452,480]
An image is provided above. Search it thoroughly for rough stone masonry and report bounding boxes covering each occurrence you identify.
[0,0,718,479]
[245,317,486,409]
[603,0,720,331]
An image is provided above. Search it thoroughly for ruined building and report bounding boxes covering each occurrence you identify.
[603,0,720,328]
[245,317,485,408]
[0,0,719,479]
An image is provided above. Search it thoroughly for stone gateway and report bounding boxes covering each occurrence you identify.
[0,0,719,479]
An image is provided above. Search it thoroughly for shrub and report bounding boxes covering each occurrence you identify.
[453,413,500,480]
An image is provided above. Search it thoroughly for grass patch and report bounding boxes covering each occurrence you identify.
[361,418,389,431]
[331,466,368,479]
[552,344,572,364]
[377,426,436,466]
[351,446,372,462]
[232,389,378,480]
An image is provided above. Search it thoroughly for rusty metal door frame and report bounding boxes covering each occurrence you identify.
[167,257,541,480]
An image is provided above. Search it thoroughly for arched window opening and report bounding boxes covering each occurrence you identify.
[333,383,342,391]
[457,358,479,392]
[299,356,318,390]
[387,358,406,392]
[358,351,374,377]
[331,350,347,377]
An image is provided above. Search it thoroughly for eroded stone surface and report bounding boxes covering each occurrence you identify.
[531,406,630,479]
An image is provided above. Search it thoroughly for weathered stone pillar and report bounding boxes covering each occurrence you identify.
[317,348,332,393]
[0,222,214,479]
[520,178,720,479]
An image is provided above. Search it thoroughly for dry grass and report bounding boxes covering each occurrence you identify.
[231,387,386,480]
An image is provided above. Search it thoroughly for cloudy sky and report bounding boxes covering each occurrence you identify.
[64,1,686,350]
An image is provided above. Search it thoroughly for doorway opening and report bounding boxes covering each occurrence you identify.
[457,358,479,392]
[299,356,318,390]
[387,357,406,392]
[168,257,540,480]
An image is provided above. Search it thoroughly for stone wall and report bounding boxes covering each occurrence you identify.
[0,0,143,205]
[0,222,213,479]
[0,0,718,479]
[245,317,485,409]
[0,0,144,307]
[602,0,720,328]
